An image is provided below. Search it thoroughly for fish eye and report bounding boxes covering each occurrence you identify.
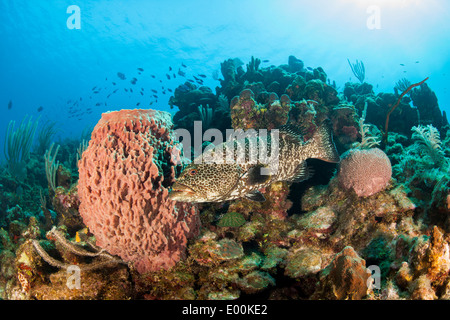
[188,169,198,176]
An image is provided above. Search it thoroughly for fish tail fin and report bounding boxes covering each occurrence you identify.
[309,120,340,163]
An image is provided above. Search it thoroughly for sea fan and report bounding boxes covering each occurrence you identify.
[411,124,446,167]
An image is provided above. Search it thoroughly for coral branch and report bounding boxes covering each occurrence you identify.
[382,77,429,147]
[33,227,125,271]
[32,240,69,269]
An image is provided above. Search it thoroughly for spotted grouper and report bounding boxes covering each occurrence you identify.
[169,121,340,203]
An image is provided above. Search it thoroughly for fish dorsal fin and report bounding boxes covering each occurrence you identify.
[309,120,340,163]
[278,124,304,140]
[245,190,266,202]
[277,124,306,145]
[242,164,272,186]
[289,161,314,183]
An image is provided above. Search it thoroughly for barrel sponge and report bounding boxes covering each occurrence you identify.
[337,148,392,197]
[77,109,200,273]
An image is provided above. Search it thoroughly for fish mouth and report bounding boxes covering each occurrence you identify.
[169,183,197,201]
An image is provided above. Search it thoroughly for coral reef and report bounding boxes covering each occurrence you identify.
[1,55,450,301]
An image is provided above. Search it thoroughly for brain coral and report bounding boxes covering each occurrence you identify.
[78,109,200,273]
[337,147,392,197]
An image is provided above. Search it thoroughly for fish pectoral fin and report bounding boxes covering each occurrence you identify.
[244,164,272,186]
[245,190,266,202]
[290,161,314,183]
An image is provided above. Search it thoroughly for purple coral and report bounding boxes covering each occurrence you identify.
[337,148,392,197]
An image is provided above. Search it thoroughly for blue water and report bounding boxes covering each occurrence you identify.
[1,0,449,159]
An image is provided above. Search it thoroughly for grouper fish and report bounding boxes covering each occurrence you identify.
[168,121,340,203]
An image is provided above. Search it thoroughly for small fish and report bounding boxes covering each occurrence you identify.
[75,227,89,243]
[178,69,186,77]
[306,67,313,71]
[37,106,43,112]
[151,89,158,93]
[181,63,187,68]
[198,74,206,78]
[92,86,97,91]
[117,72,126,80]
[173,73,176,78]
[112,82,116,85]
[113,89,118,93]
[141,88,144,91]
[137,67,144,72]
[179,84,190,92]
[262,59,270,63]
[136,102,140,106]
[169,66,172,71]
[140,91,144,96]
[93,91,100,94]
[169,121,339,203]
[130,77,137,85]
[7,100,12,109]
[168,88,173,93]
[193,75,200,81]
[130,88,133,93]
[124,88,128,92]
[95,102,101,106]
[166,74,171,80]
[151,75,156,78]
[400,63,405,66]
[415,61,419,63]
[153,94,158,98]
[188,79,195,83]
[212,70,219,80]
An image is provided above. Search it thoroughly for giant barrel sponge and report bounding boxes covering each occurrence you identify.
[78,109,200,273]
